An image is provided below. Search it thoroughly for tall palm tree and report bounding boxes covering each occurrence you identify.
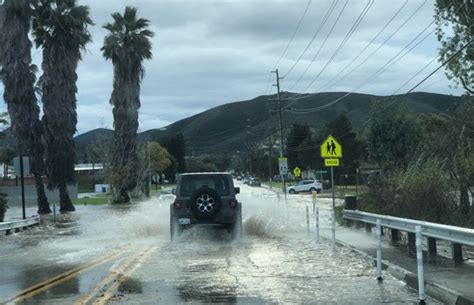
[101,6,154,203]
[0,0,51,214]
[32,0,92,212]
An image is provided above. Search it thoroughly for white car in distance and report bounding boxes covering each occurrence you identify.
[288,180,322,194]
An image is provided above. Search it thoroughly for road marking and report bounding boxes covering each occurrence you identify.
[75,246,152,305]
[1,249,125,305]
[94,246,159,305]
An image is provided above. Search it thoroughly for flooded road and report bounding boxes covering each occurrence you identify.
[0,183,440,304]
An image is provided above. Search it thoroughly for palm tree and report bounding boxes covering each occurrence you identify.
[32,0,92,212]
[0,0,51,214]
[101,6,154,203]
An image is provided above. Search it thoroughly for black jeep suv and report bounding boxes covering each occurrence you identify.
[170,172,242,240]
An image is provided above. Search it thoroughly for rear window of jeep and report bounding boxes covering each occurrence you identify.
[180,175,231,197]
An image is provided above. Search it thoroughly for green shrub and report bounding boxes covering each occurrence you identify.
[335,205,344,225]
[359,158,460,226]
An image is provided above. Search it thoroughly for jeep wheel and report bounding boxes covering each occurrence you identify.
[190,187,222,220]
[289,189,296,194]
[310,187,317,193]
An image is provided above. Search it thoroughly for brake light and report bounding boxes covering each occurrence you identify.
[229,200,237,208]
[174,200,182,209]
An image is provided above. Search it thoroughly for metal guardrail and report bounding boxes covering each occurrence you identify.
[0,216,40,234]
[343,210,474,247]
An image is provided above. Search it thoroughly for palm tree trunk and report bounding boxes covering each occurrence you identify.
[59,182,75,212]
[34,172,51,214]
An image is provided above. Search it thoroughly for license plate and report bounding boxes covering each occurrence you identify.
[178,218,191,225]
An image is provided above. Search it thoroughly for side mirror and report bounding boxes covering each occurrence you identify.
[171,188,176,195]
[235,187,240,194]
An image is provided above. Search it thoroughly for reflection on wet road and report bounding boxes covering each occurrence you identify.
[0,183,439,304]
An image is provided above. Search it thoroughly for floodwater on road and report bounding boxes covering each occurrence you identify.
[0,183,439,304]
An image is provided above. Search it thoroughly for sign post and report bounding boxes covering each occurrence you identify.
[14,152,30,220]
[320,135,342,253]
[278,157,288,201]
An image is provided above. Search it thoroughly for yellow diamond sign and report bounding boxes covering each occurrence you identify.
[320,135,342,158]
[293,167,301,177]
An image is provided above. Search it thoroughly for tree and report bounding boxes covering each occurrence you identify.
[32,0,93,212]
[287,124,312,170]
[323,112,366,175]
[435,1,474,94]
[101,6,154,203]
[137,142,172,197]
[419,101,474,219]
[0,0,51,214]
[164,134,186,173]
[367,103,421,171]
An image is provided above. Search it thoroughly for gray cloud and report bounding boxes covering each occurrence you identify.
[0,0,464,135]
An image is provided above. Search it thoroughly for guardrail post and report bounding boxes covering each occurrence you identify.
[306,206,310,237]
[376,219,382,282]
[365,223,372,233]
[452,243,463,263]
[415,226,426,305]
[391,229,400,242]
[408,232,416,255]
[427,238,436,255]
[315,204,320,242]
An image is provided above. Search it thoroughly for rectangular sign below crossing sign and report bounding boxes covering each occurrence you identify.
[325,158,339,167]
[278,157,288,175]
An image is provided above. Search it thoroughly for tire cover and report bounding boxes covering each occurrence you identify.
[190,187,222,220]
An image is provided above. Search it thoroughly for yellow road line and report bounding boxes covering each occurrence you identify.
[94,246,159,305]
[1,249,125,305]
[75,246,152,305]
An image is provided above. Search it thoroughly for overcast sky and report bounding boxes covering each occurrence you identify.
[0,0,465,135]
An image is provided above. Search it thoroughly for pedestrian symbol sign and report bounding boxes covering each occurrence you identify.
[293,167,301,177]
[320,135,342,158]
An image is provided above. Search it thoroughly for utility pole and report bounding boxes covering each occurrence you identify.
[272,69,287,197]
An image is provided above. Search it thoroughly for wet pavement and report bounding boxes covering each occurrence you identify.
[0,183,442,304]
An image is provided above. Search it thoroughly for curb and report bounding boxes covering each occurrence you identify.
[334,239,473,305]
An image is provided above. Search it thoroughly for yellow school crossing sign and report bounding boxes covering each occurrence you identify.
[293,167,301,177]
[320,135,342,158]
[321,135,342,167]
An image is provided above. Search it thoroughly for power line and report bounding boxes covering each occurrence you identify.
[282,0,339,79]
[287,17,437,114]
[273,0,313,70]
[407,37,474,94]
[318,0,409,92]
[319,0,429,93]
[281,0,413,110]
[302,0,375,92]
[284,0,345,88]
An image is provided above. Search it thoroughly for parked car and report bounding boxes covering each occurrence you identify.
[248,177,261,187]
[288,180,322,194]
[170,172,242,240]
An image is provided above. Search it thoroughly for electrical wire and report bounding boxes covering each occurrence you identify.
[302,0,375,92]
[318,0,429,93]
[318,0,409,92]
[282,0,339,79]
[273,0,313,70]
[279,0,425,112]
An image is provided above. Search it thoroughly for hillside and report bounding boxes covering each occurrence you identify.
[3,91,462,160]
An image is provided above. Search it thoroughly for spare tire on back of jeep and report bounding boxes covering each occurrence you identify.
[190,187,222,220]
